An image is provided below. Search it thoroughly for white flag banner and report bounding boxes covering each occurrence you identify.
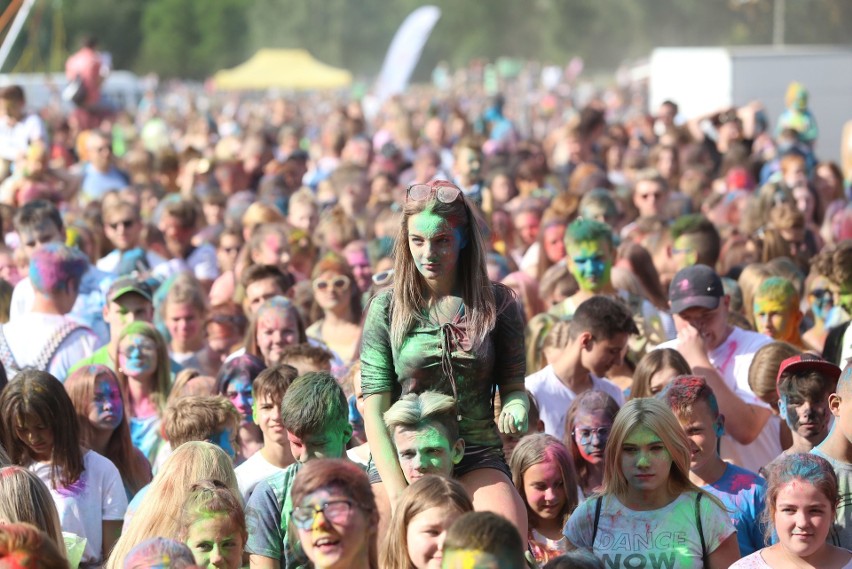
[374,5,441,103]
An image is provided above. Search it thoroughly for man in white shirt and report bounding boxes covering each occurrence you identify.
[0,243,97,381]
[655,264,774,472]
[526,296,635,440]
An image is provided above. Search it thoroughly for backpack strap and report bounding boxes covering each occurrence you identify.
[0,325,19,375]
[695,492,707,565]
[591,496,603,547]
[33,321,84,372]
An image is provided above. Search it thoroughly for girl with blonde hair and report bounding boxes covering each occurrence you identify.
[114,321,172,464]
[0,465,66,556]
[564,398,740,568]
[105,441,238,569]
[361,180,529,535]
[380,475,473,569]
[178,479,246,569]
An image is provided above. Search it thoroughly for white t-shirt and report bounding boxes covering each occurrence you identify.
[152,243,219,282]
[235,450,286,502]
[10,265,114,346]
[29,450,128,566]
[0,313,97,382]
[96,249,167,274]
[656,327,777,472]
[525,364,625,440]
[0,113,46,161]
[731,549,852,568]
[564,492,735,569]
[840,323,852,367]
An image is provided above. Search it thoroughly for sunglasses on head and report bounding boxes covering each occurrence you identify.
[406,182,462,204]
[313,275,350,292]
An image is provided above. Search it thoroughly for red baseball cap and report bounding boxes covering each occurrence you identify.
[776,353,841,396]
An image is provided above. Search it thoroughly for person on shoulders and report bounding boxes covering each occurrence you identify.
[527,295,634,440]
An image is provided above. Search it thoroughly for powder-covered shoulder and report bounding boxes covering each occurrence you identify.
[364,288,394,315]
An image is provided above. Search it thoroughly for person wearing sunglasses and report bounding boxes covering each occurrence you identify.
[307,252,363,380]
[290,458,378,569]
[98,200,166,276]
[361,180,529,537]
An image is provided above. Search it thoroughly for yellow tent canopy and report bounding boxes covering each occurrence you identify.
[213,49,352,91]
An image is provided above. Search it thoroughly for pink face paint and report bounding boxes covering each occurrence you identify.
[90,377,124,430]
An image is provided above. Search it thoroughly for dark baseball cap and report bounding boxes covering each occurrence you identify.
[669,265,724,314]
[107,277,152,303]
[776,353,842,389]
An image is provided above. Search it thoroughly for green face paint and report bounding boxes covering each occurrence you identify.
[620,425,672,495]
[753,293,797,342]
[671,235,697,269]
[407,210,465,286]
[568,240,611,292]
[441,548,502,569]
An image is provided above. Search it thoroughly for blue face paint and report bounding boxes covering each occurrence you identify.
[225,377,254,424]
[209,428,236,459]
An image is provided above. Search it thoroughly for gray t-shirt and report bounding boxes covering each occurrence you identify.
[244,462,304,569]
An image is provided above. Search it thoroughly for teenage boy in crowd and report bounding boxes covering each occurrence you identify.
[70,276,153,373]
[235,364,299,501]
[752,276,810,350]
[527,296,635,439]
[0,243,97,381]
[97,200,166,275]
[777,354,840,454]
[383,391,465,484]
[550,218,617,318]
[656,264,774,473]
[125,395,242,520]
[245,371,353,569]
[10,199,113,344]
[667,214,721,274]
[551,217,672,349]
[664,375,767,557]
[441,511,526,569]
[242,264,294,315]
[812,362,852,548]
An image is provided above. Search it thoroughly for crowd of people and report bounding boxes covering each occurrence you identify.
[0,47,849,569]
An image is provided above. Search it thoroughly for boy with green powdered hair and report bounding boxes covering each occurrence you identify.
[549,218,616,320]
[245,371,354,569]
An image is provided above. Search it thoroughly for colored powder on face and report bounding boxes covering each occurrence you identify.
[409,209,452,239]
[568,240,611,292]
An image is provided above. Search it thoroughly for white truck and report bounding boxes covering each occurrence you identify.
[648,45,852,162]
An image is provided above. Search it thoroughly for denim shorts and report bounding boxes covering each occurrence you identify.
[366,442,512,484]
